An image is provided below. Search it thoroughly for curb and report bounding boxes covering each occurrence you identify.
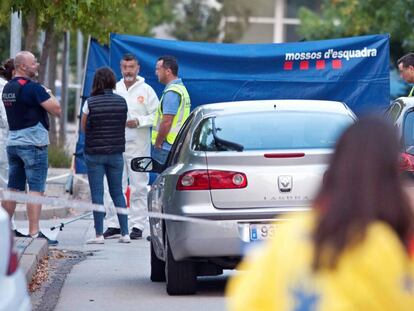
[14,205,72,220]
[18,239,49,283]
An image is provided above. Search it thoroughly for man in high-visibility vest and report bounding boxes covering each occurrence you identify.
[397,53,414,96]
[152,55,190,164]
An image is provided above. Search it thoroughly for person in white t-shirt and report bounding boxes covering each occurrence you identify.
[103,53,159,240]
[0,59,14,189]
[0,58,26,237]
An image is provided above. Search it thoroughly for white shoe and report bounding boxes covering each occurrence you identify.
[119,235,131,243]
[86,236,105,244]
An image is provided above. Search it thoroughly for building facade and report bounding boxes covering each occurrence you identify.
[225,0,321,43]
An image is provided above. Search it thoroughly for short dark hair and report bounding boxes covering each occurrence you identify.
[122,53,139,64]
[0,58,14,81]
[397,53,414,68]
[91,67,116,96]
[158,55,178,76]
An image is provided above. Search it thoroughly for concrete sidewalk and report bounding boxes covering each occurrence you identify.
[13,167,90,284]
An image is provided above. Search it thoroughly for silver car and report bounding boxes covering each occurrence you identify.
[385,97,414,174]
[0,207,31,311]
[132,99,356,295]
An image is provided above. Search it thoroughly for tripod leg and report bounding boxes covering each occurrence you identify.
[50,212,93,231]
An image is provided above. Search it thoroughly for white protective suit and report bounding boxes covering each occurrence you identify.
[104,76,159,231]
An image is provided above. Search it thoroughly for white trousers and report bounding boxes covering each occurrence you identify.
[104,142,148,230]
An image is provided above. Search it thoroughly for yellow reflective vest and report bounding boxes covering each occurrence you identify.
[151,83,190,146]
[409,86,414,97]
[227,212,414,311]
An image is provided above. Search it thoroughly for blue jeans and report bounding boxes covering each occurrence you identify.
[151,146,169,165]
[84,153,128,236]
[7,145,48,192]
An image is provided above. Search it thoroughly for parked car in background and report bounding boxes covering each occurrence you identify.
[385,97,414,175]
[132,99,356,295]
[0,207,31,311]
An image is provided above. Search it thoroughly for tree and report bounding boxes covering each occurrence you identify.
[171,0,221,42]
[0,24,10,62]
[1,0,169,78]
[0,0,170,147]
[297,0,414,62]
[220,0,252,43]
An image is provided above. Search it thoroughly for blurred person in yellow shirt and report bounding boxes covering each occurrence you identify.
[227,117,414,311]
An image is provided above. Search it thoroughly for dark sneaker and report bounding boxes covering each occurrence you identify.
[103,227,121,239]
[14,229,30,237]
[130,228,142,240]
[37,231,59,246]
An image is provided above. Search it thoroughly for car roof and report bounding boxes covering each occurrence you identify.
[194,99,353,117]
[393,97,414,107]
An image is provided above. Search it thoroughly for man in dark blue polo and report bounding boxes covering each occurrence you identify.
[1,51,61,244]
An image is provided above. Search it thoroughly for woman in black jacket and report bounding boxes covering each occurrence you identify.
[81,67,130,244]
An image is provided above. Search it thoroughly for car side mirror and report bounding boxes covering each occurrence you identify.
[131,157,165,173]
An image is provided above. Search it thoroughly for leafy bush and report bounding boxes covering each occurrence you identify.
[48,145,71,168]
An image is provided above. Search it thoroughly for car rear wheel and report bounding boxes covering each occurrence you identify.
[165,237,196,295]
[150,241,166,282]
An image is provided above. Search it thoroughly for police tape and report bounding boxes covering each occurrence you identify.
[0,189,239,229]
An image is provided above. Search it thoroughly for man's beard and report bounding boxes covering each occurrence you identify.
[27,72,38,80]
[124,75,135,82]
[25,68,37,79]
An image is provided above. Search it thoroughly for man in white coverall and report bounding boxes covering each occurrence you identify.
[103,53,159,239]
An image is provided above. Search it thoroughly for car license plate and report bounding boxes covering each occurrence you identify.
[250,223,276,241]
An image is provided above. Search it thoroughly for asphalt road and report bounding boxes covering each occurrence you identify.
[21,180,414,310]
[18,214,230,311]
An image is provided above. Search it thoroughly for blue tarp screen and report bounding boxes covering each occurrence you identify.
[75,39,109,174]
[75,33,390,173]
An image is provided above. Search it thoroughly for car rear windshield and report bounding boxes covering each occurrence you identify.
[192,111,353,151]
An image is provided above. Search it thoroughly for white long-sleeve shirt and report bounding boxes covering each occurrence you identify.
[116,76,159,154]
[0,77,8,131]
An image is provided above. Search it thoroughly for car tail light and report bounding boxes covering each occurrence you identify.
[7,231,18,275]
[176,170,247,190]
[399,152,414,172]
[177,170,210,190]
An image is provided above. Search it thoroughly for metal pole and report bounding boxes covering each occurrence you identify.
[10,11,22,57]
[76,30,84,120]
[60,31,70,146]
[274,0,284,43]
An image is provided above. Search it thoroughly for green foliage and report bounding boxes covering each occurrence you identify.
[0,24,10,61]
[172,0,221,42]
[170,0,251,43]
[0,0,170,44]
[74,0,171,42]
[48,145,71,168]
[298,0,414,61]
[220,0,252,43]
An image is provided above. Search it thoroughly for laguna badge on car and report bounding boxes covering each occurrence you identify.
[278,175,292,192]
